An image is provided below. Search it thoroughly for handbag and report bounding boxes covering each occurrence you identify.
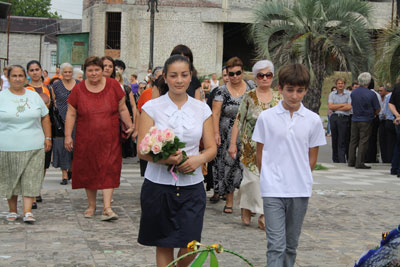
[48,86,65,137]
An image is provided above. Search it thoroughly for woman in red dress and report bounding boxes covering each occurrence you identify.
[64,56,134,221]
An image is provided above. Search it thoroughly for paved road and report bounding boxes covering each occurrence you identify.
[1,137,399,266]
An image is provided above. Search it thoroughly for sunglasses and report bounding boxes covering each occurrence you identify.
[256,72,273,80]
[228,70,242,77]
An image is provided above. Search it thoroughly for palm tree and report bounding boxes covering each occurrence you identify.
[375,26,400,86]
[251,0,372,113]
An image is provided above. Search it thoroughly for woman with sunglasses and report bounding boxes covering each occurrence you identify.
[228,60,281,229]
[211,57,256,214]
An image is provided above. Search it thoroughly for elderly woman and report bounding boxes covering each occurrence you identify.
[210,73,219,92]
[0,65,51,223]
[211,57,256,213]
[73,68,83,82]
[64,56,134,221]
[228,60,281,229]
[52,62,76,185]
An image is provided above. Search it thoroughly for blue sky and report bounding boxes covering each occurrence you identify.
[51,0,83,19]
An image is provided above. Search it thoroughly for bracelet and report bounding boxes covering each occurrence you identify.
[130,125,135,129]
[45,137,52,140]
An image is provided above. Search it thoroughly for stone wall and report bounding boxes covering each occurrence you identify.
[83,4,223,79]
[0,32,58,75]
[82,0,394,79]
[0,32,42,67]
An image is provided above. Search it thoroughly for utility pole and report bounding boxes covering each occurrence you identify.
[147,0,159,70]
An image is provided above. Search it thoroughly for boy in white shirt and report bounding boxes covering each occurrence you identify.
[252,64,326,266]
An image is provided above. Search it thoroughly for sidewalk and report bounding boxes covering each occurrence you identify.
[0,156,399,266]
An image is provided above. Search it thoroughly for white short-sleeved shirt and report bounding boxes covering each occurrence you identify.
[252,101,326,198]
[142,93,212,186]
[0,89,49,151]
[1,75,10,91]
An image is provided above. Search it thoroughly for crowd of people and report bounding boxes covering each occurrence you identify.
[1,42,400,266]
[327,75,399,173]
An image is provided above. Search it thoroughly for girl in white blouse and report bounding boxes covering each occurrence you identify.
[137,55,217,267]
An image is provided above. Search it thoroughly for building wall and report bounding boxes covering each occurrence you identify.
[0,33,57,75]
[0,32,42,67]
[83,4,223,79]
[82,0,394,79]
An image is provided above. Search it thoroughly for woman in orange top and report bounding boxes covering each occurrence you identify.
[26,61,51,107]
[25,60,52,209]
[43,70,51,85]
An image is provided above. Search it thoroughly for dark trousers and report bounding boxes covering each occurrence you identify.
[379,120,396,163]
[348,121,372,167]
[365,117,380,163]
[330,114,350,163]
[391,124,400,175]
[140,159,148,177]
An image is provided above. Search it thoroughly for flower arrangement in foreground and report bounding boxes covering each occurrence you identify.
[139,126,193,179]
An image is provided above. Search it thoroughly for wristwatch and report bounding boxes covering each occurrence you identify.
[45,137,52,140]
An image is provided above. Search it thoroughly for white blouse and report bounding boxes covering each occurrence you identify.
[210,79,219,91]
[142,93,212,186]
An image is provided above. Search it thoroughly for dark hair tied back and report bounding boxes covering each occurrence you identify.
[26,60,42,71]
[157,55,191,96]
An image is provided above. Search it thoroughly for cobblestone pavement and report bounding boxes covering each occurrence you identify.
[0,155,399,266]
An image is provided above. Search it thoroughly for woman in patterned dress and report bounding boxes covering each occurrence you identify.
[211,57,256,213]
[52,62,76,185]
[228,60,281,229]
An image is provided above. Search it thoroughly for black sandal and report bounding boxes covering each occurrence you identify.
[209,195,220,203]
[223,206,233,214]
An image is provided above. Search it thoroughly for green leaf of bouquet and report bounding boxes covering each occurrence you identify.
[178,143,185,149]
[210,251,219,267]
[191,251,209,267]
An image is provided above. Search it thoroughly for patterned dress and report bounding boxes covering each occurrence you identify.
[235,89,282,214]
[212,82,254,195]
[237,89,282,175]
[51,80,75,169]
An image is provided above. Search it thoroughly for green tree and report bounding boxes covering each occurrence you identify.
[0,0,61,18]
[251,0,372,113]
[375,26,400,86]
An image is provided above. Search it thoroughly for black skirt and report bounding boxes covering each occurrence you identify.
[138,179,206,248]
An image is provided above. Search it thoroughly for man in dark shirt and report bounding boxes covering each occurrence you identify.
[389,84,400,176]
[348,72,380,169]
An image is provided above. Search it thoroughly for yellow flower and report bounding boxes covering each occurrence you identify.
[187,241,201,252]
[211,244,224,253]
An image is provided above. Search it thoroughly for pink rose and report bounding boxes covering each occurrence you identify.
[143,135,150,144]
[151,143,162,154]
[156,133,164,143]
[139,143,151,154]
[149,126,158,136]
[163,129,175,142]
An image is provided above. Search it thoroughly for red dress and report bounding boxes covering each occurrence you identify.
[68,77,125,190]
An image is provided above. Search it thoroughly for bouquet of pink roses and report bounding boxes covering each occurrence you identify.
[139,126,193,179]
